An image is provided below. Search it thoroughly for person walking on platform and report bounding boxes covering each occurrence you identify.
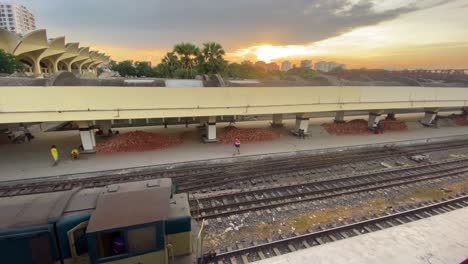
[233,138,241,155]
[50,145,59,166]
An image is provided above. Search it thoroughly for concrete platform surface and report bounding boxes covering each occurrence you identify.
[1,113,468,182]
[253,207,468,264]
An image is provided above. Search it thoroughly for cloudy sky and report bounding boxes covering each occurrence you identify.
[13,0,468,69]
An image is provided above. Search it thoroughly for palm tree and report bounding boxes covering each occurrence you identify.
[160,52,180,78]
[173,43,200,71]
[199,42,226,74]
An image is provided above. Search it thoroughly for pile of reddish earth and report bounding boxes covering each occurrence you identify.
[218,126,280,144]
[322,119,371,135]
[96,131,182,153]
[379,119,408,131]
[449,114,468,126]
[323,119,408,135]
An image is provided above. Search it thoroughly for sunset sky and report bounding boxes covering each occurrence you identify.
[15,0,468,69]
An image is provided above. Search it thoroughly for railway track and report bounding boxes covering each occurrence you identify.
[209,193,468,264]
[180,140,468,192]
[1,140,468,197]
[190,158,468,220]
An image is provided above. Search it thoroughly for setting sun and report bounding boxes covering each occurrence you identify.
[233,45,324,63]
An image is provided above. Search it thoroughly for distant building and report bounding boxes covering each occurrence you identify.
[314,61,346,72]
[241,60,253,65]
[300,60,312,68]
[281,61,292,72]
[0,3,36,35]
[266,62,279,72]
[383,67,395,71]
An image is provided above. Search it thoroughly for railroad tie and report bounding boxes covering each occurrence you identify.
[423,211,433,217]
[287,244,297,252]
[230,257,238,264]
[273,247,281,256]
[374,223,385,229]
[438,207,451,213]
[328,233,339,241]
[351,229,361,236]
[302,240,311,248]
[446,204,458,210]
[315,237,325,245]
[339,231,349,238]
[241,255,249,264]
[227,247,237,264]
[394,218,406,224]
[253,242,266,259]
[413,213,424,219]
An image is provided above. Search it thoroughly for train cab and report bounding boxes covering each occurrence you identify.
[0,178,194,264]
[85,178,175,264]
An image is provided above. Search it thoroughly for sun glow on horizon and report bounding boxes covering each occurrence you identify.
[232,45,326,63]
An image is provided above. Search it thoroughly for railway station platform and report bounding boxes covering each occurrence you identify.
[1,113,468,182]
[252,206,468,264]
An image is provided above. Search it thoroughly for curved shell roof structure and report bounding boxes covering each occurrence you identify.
[0,28,110,75]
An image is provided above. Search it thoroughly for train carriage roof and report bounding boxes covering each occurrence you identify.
[0,189,81,229]
[86,178,172,233]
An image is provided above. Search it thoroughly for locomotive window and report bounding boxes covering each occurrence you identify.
[96,231,127,258]
[127,226,156,253]
[73,228,88,255]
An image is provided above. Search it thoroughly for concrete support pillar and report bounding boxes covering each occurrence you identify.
[368,113,381,129]
[67,62,72,72]
[272,114,283,127]
[203,116,218,143]
[78,121,96,153]
[386,113,396,120]
[293,114,310,136]
[421,111,438,126]
[97,120,112,136]
[52,60,59,73]
[32,59,41,74]
[334,111,345,123]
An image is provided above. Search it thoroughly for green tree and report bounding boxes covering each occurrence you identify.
[198,42,226,74]
[225,63,267,79]
[285,67,317,79]
[0,49,24,74]
[157,52,180,78]
[113,60,137,77]
[108,60,118,71]
[173,43,200,78]
[134,61,155,77]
